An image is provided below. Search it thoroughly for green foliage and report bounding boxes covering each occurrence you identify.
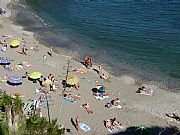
[0,110,5,121]
[26,114,49,135]
[0,92,13,107]
[47,119,65,135]
[12,96,23,113]
[0,122,9,135]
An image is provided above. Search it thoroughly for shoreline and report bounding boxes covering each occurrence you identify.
[10,0,180,91]
[1,0,180,134]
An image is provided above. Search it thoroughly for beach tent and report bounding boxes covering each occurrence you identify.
[66,76,79,85]
[10,39,20,48]
[28,72,42,80]
[0,57,11,65]
[7,75,22,85]
[134,125,151,135]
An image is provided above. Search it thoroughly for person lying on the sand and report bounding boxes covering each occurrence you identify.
[166,113,180,121]
[36,95,46,108]
[2,34,13,39]
[73,68,87,74]
[16,47,28,55]
[110,118,124,129]
[137,86,152,95]
[111,98,120,106]
[100,73,109,81]
[81,103,93,114]
[84,56,92,69]
[104,119,113,130]
[75,116,80,131]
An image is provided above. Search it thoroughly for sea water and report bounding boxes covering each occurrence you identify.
[14,0,180,90]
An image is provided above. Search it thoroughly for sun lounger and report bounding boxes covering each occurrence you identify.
[80,123,91,132]
[33,95,48,108]
[23,99,34,116]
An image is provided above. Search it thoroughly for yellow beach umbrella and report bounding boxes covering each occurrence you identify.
[66,76,79,85]
[10,39,21,48]
[28,72,42,80]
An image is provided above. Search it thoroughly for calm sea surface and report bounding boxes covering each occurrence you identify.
[18,0,180,89]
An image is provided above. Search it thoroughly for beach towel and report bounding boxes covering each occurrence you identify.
[95,95,109,100]
[63,98,74,104]
[80,123,91,132]
[140,90,153,96]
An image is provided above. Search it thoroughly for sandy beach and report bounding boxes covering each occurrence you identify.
[0,0,180,135]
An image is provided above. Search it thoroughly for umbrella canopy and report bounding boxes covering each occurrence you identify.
[134,125,151,135]
[7,76,22,85]
[0,57,11,65]
[96,85,107,92]
[66,76,79,85]
[10,39,20,48]
[28,72,42,80]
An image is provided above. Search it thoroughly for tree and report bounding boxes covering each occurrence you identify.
[26,114,49,135]
[0,92,24,134]
[12,96,23,132]
[0,92,13,133]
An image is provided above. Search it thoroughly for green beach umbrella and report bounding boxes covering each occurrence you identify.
[134,125,151,135]
[28,72,42,80]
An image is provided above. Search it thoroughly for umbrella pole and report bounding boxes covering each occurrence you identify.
[45,92,51,123]
[63,60,70,93]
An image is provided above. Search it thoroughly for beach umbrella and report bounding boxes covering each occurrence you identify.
[66,76,79,85]
[134,125,151,135]
[28,72,42,80]
[96,85,107,92]
[7,76,22,85]
[0,57,11,65]
[10,39,20,48]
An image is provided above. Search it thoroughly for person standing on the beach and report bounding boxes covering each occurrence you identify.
[48,46,53,57]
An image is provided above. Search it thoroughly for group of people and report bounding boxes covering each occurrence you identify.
[137,86,152,95]
[84,56,92,69]
[104,118,124,131]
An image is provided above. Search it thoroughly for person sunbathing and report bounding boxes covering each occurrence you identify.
[137,86,151,94]
[81,103,93,114]
[104,120,113,129]
[111,118,124,129]
[75,116,80,131]
[111,98,120,106]
[94,91,109,97]
[166,113,180,121]
[100,73,109,81]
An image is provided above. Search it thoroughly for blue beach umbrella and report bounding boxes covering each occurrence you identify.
[7,76,22,85]
[0,57,11,65]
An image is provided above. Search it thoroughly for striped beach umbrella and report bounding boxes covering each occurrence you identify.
[28,72,42,80]
[66,76,79,85]
[0,57,11,65]
[7,76,22,85]
[96,85,107,92]
[10,39,20,48]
